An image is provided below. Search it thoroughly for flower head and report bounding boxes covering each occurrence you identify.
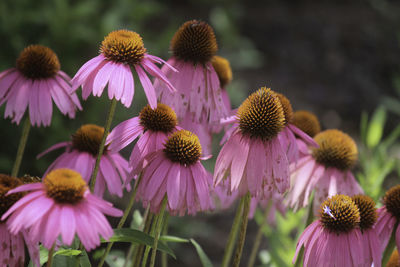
[136,130,212,215]
[155,20,228,126]
[107,103,180,176]
[0,45,82,126]
[71,29,176,109]
[0,174,40,267]
[38,124,130,197]
[2,169,122,251]
[171,20,217,64]
[313,129,358,171]
[214,87,290,197]
[287,129,363,211]
[292,110,321,138]
[293,195,371,267]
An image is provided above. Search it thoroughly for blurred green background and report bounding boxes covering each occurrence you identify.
[1,0,400,266]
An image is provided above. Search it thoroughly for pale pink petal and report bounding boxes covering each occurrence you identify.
[106,117,142,152]
[120,64,134,107]
[135,65,157,109]
[166,163,181,210]
[0,69,19,98]
[60,205,76,245]
[71,55,105,91]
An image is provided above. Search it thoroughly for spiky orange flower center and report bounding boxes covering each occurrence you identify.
[238,87,285,141]
[292,110,321,137]
[44,169,86,204]
[71,124,105,156]
[100,30,146,65]
[320,194,360,234]
[16,45,60,79]
[211,55,232,88]
[384,185,400,220]
[0,174,24,218]
[164,130,202,166]
[275,93,293,125]
[171,20,217,64]
[312,129,357,170]
[352,195,377,230]
[139,103,178,133]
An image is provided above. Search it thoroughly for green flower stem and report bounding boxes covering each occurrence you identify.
[89,98,117,192]
[161,214,170,267]
[141,197,168,267]
[246,201,272,267]
[132,211,154,267]
[97,174,143,267]
[382,222,398,266]
[124,205,151,267]
[232,192,252,267]
[221,195,245,267]
[46,243,56,267]
[149,197,168,267]
[11,116,31,177]
[294,198,315,267]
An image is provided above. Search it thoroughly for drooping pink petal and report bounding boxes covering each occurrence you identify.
[166,163,181,210]
[106,117,142,152]
[135,65,157,109]
[120,64,134,107]
[71,55,105,91]
[60,205,76,245]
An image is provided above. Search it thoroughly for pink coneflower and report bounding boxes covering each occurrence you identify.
[155,20,228,125]
[287,129,363,211]
[293,195,367,267]
[0,174,39,267]
[71,30,176,109]
[291,110,322,158]
[214,87,290,198]
[0,45,82,126]
[136,130,212,216]
[375,185,400,257]
[2,169,123,251]
[351,195,381,267]
[275,93,318,163]
[106,103,179,176]
[38,124,129,197]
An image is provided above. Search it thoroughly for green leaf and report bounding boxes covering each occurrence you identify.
[160,235,190,243]
[54,249,82,257]
[190,239,213,267]
[101,228,175,258]
[80,250,92,267]
[366,106,386,149]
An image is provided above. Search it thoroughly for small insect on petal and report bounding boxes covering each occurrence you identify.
[323,205,336,220]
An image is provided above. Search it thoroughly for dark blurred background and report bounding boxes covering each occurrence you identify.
[1,0,400,266]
